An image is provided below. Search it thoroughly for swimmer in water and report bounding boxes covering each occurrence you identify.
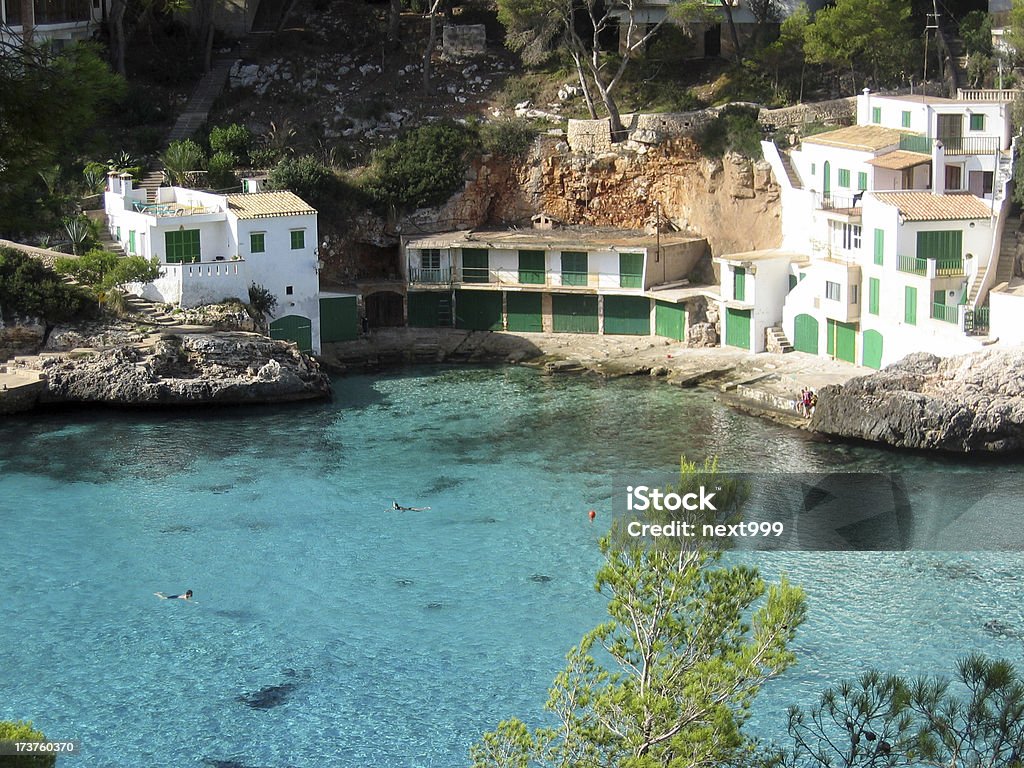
[392,501,431,512]
[155,590,193,600]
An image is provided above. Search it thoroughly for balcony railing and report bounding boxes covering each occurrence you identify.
[896,255,964,277]
[899,134,932,153]
[898,254,928,275]
[934,256,964,276]
[931,302,959,324]
[939,135,1002,155]
[408,266,647,289]
[409,267,452,284]
[815,192,863,212]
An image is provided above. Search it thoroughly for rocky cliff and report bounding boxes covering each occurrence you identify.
[31,332,331,406]
[810,349,1024,453]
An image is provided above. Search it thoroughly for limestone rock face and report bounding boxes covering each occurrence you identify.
[810,349,1024,452]
[0,319,46,361]
[686,322,719,348]
[37,333,331,406]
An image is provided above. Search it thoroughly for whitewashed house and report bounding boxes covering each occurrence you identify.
[103,173,331,353]
[0,0,109,47]
[737,89,1019,367]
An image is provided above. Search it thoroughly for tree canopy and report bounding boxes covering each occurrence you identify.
[0,248,93,322]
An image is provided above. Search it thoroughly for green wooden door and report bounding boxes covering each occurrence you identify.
[916,230,962,260]
[128,229,136,255]
[462,248,489,283]
[862,329,883,369]
[733,267,746,301]
[793,313,819,354]
[826,319,857,363]
[269,314,312,352]
[619,252,643,288]
[552,294,598,333]
[725,307,751,349]
[319,296,358,342]
[823,160,831,198]
[655,300,686,340]
[905,286,917,325]
[518,250,546,284]
[560,251,588,286]
[455,290,502,330]
[604,295,650,336]
[408,292,445,327]
[507,292,542,332]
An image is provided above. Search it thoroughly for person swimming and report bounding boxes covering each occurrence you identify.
[155,590,193,600]
[392,501,431,512]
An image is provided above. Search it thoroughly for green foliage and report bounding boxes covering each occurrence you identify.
[479,119,537,160]
[758,2,811,102]
[472,457,806,768]
[267,155,333,203]
[55,249,161,299]
[246,282,278,330]
[83,162,109,195]
[804,0,917,92]
[61,215,97,255]
[0,248,92,322]
[161,140,207,187]
[699,105,765,159]
[960,10,993,57]
[207,151,239,190]
[362,123,477,211]
[0,720,56,767]
[209,123,253,162]
[0,42,125,236]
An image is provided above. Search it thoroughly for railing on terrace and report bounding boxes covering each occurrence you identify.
[409,267,452,284]
[898,254,928,275]
[956,88,1022,102]
[939,135,1002,155]
[131,201,215,217]
[896,255,964,277]
[815,192,863,212]
[931,302,959,324]
[933,256,965,276]
[408,266,647,289]
[899,134,932,153]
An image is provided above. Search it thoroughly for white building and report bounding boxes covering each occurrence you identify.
[735,89,1018,367]
[0,0,109,47]
[104,173,330,353]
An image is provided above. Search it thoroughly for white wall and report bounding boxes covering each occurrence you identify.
[990,291,1024,345]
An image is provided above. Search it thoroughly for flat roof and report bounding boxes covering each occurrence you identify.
[406,227,702,250]
[876,94,956,105]
[716,248,811,265]
[866,150,932,170]
[646,284,720,303]
[871,191,993,221]
[802,125,912,152]
[225,191,317,219]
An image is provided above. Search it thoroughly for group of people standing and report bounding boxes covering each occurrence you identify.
[798,388,818,419]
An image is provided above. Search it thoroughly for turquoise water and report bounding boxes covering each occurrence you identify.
[2,365,1023,767]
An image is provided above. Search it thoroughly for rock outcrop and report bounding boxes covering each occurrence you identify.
[810,349,1024,453]
[34,332,331,406]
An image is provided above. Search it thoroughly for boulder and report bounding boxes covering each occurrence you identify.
[810,349,1024,453]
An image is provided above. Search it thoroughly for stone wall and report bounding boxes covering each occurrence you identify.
[566,119,614,154]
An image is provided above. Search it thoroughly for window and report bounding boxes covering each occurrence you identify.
[560,251,588,286]
[945,164,962,190]
[901,110,911,128]
[850,285,859,304]
[869,277,880,315]
[858,171,868,191]
[619,252,643,289]
[811,163,816,176]
[905,285,917,325]
[518,250,545,284]
[250,232,265,253]
[290,230,305,250]
[970,113,985,131]
[983,171,994,194]
[872,107,881,124]
[165,229,201,263]
[873,228,884,265]
[286,285,293,295]
[733,266,746,301]
[462,248,489,283]
[836,222,862,251]
[826,280,841,301]
[838,168,851,188]
[421,248,441,269]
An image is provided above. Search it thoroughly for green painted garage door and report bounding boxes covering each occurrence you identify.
[604,295,650,336]
[654,300,686,341]
[455,290,502,330]
[507,292,542,332]
[725,307,751,349]
[319,296,358,342]
[826,319,857,363]
[552,294,598,333]
[407,292,448,327]
[793,313,819,355]
[862,329,883,369]
[270,314,312,352]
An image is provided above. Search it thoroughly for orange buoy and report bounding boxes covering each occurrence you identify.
[588,509,596,522]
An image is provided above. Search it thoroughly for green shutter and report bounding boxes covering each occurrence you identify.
[128,230,136,255]
[838,168,851,188]
[461,248,489,283]
[858,171,868,191]
[789,274,798,291]
[901,110,911,128]
[552,293,598,333]
[873,228,884,265]
[290,230,305,249]
[916,230,962,260]
[250,232,265,253]
[518,250,545,284]
[862,329,883,369]
[733,267,746,301]
[603,295,650,335]
[506,292,543,332]
[905,286,917,325]
[619,252,643,288]
[164,229,200,263]
[655,300,686,340]
[560,251,588,286]
[869,277,880,315]
[725,308,751,349]
[970,113,985,131]
[872,107,881,124]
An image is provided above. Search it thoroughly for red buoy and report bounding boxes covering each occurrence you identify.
[588,509,596,522]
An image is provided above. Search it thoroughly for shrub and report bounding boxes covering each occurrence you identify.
[161,140,206,186]
[248,147,280,169]
[479,119,536,160]
[0,248,93,322]
[362,122,477,211]
[207,151,238,190]
[267,155,333,203]
[0,721,56,767]
[209,123,252,162]
[698,105,764,159]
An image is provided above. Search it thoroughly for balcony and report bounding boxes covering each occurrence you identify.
[815,192,863,216]
[939,135,1002,156]
[897,255,964,277]
[408,265,647,290]
[931,302,959,324]
[409,267,452,284]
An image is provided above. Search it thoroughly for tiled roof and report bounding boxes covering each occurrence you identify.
[866,150,932,170]
[802,125,910,152]
[871,192,993,221]
[225,191,316,219]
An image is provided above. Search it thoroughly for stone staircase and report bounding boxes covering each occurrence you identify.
[778,151,803,190]
[137,169,165,204]
[966,262,988,307]
[766,326,794,354]
[123,295,180,326]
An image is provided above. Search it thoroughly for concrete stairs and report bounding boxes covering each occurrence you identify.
[123,295,179,326]
[778,151,803,190]
[990,214,1019,295]
[966,263,988,307]
[137,169,165,204]
[766,326,794,354]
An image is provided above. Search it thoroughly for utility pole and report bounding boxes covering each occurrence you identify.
[923,0,941,85]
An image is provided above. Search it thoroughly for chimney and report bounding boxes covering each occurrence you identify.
[859,88,872,125]
[931,139,945,196]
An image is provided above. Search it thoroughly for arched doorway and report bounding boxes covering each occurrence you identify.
[793,313,819,355]
[862,330,884,369]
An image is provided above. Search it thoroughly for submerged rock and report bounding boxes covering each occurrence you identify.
[810,349,1024,453]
